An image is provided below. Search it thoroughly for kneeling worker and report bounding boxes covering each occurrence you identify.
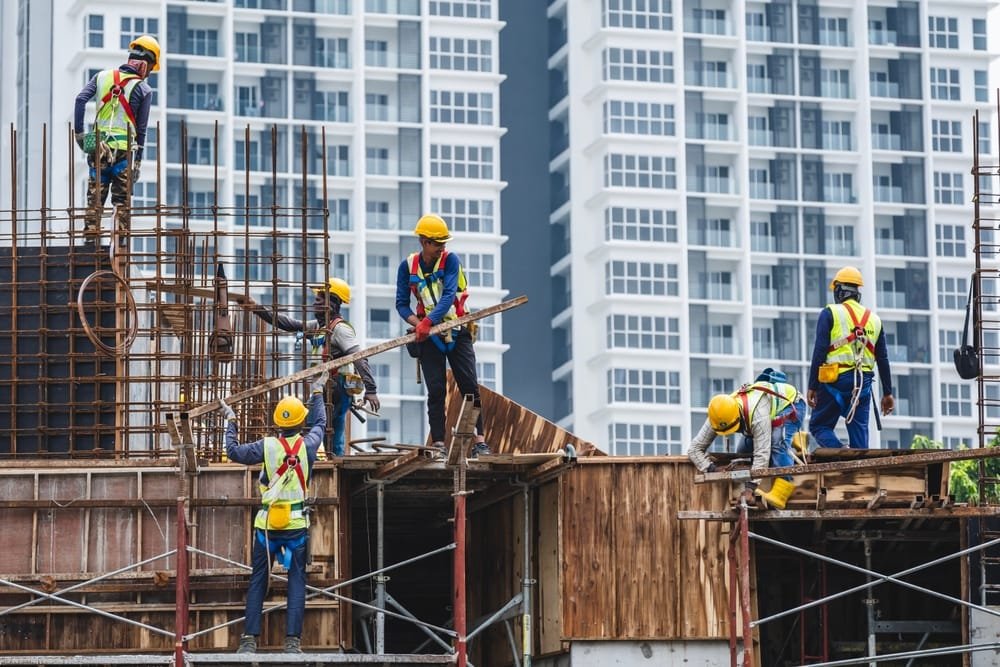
[222,372,328,655]
[688,370,806,509]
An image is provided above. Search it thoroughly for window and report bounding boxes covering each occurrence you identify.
[319,90,350,122]
[822,120,852,150]
[941,383,972,417]
[603,0,673,30]
[430,198,495,233]
[934,172,964,205]
[86,15,104,48]
[822,172,854,203]
[187,83,219,111]
[603,153,677,189]
[607,314,680,350]
[818,16,849,46]
[980,122,992,155]
[937,275,968,310]
[696,60,729,87]
[605,207,678,242]
[944,436,972,450]
[975,70,988,103]
[132,181,156,211]
[429,37,493,72]
[604,100,675,136]
[366,254,391,284]
[939,329,963,362]
[936,223,967,257]
[602,48,674,83]
[366,201,390,229]
[927,16,959,49]
[430,90,494,125]
[973,18,987,51]
[931,119,963,153]
[368,308,391,339]
[931,68,960,101]
[317,37,349,68]
[236,32,261,62]
[605,260,679,296]
[430,0,491,18]
[607,369,680,404]
[430,144,494,179]
[365,39,388,67]
[463,254,495,287]
[608,423,683,456]
[186,29,219,57]
[120,17,158,49]
[329,198,350,231]
[366,147,389,175]
[475,362,497,391]
[820,68,851,98]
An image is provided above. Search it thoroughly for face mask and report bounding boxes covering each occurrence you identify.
[127,58,149,78]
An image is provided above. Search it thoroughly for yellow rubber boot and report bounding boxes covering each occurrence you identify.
[754,478,796,510]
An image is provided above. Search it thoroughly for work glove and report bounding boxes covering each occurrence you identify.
[414,317,433,342]
[131,161,141,184]
[75,132,86,150]
[364,392,381,413]
[311,370,329,394]
[219,400,237,422]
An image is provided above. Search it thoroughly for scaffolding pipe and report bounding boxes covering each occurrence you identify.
[738,501,753,667]
[728,525,739,667]
[376,481,386,654]
[864,537,876,667]
[174,498,190,664]
[455,492,468,667]
[521,483,533,667]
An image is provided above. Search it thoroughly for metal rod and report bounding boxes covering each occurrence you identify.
[728,525,739,667]
[521,482,533,666]
[864,537,876,667]
[455,492,468,667]
[467,593,523,642]
[376,481,386,654]
[385,593,454,653]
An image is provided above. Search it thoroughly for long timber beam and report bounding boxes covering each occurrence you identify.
[679,505,1000,522]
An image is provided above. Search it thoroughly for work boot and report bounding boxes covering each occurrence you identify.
[236,634,257,654]
[284,635,303,654]
[754,478,797,510]
[471,442,492,458]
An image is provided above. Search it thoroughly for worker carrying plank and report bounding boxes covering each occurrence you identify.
[222,374,328,655]
[806,266,895,449]
[688,369,806,509]
[238,277,379,457]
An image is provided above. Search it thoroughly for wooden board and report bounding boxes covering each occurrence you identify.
[537,480,562,654]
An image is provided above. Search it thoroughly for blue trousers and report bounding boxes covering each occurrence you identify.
[243,528,308,638]
[809,372,872,449]
[737,398,805,481]
[329,375,352,456]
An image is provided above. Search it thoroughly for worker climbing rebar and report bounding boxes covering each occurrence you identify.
[73,35,159,238]
[689,368,806,510]
[806,266,895,449]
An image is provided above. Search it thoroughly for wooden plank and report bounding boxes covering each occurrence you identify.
[447,396,480,465]
[537,480,561,655]
[370,449,434,482]
[186,296,528,419]
[561,464,615,638]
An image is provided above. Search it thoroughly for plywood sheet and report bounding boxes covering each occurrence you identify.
[538,480,562,654]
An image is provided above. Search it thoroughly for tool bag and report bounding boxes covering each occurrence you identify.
[954,279,981,380]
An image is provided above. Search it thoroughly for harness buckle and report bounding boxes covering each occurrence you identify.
[285,455,299,469]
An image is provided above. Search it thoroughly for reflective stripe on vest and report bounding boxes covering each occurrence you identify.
[825,300,881,372]
[407,251,469,322]
[736,382,800,432]
[254,434,310,531]
[94,70,141,151]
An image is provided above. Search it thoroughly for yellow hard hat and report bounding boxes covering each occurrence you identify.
[273,395,307,428]
[708,394,741,436]
[829,266,863,290]
[312,277,351,304]
[413,214,452,242]
[128,35,161,72]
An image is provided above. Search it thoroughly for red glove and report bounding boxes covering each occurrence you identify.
[415,317,433,342]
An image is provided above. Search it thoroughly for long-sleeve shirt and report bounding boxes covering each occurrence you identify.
[807,304,893,395]
[688,394,774,482]
[225,392,327,482]
[395,252,461,325]
[250,307,377,394]
[74,65,153,160]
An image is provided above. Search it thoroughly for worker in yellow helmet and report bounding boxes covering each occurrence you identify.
[73,35,160,237]
[396,214,489,456]
[807,267,895,449]
[239,277,380,457]
[689,368,806,509]
[221,372,327,655]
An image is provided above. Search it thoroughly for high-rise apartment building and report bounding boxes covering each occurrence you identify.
[543,0,997,453]
[0,0,508,447]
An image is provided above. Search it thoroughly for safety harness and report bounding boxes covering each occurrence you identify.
[88,70,141,183]
[826,303,875,424]
[409,251,468,353]
[737,382,799,433]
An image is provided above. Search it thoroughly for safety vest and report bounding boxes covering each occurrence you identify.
[737,381,800,433]
[407,251,469,323]
[93,70,142,151]
[310,316,355,375]
[825,300,881,372]
[254,434,310,531]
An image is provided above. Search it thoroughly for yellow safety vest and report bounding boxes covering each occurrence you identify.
[254,434,310,531]
[825,300,881,372]
[93,70,142,151]
[407,251,469,323]
[737,381,800,428]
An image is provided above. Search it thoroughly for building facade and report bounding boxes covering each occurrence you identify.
[0,0,508,448]
[545,0,998,453]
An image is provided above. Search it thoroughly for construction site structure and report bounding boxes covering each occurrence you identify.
[2,118,1000,667]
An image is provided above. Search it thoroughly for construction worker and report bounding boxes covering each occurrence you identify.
[240,278,380,457]
[73,35,159,236]
[688,369,806,510]
[222,375,327,655]
[807,266,895,449]
[395,214,490,455]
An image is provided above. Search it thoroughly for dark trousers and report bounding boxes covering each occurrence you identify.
[86,148,131,226]
[243,528,308,638]
[809,372,873,449]
[418,330,483,442]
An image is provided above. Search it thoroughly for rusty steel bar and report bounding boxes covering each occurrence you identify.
[738,502,753,667]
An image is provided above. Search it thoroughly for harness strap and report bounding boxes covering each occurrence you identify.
[828,304,876,355]
[98,70,140,133]
[739,383,798,429]
[272,435,307,492]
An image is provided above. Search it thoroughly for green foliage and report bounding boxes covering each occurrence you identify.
[911,433,1000,505]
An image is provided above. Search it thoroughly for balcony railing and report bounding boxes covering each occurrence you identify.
[746,24,771,41]
[752,288,775,306]
[872,133,901,150]
[820,81,851,99]
[877,290,907,308]
[685,16,730,35]
[750,182,775,200]
[875,237,905,255]
[869,28,897,46]
[748,128,773,146]
[870,79,900,98]
[747,77,771,94]
[874,185,903,203]
[886,344,909,362]
[822,134,852,151]
[823,186,856,203]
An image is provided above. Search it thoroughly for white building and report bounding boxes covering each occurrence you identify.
[0,0,508,447]
[546,0,998,453]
